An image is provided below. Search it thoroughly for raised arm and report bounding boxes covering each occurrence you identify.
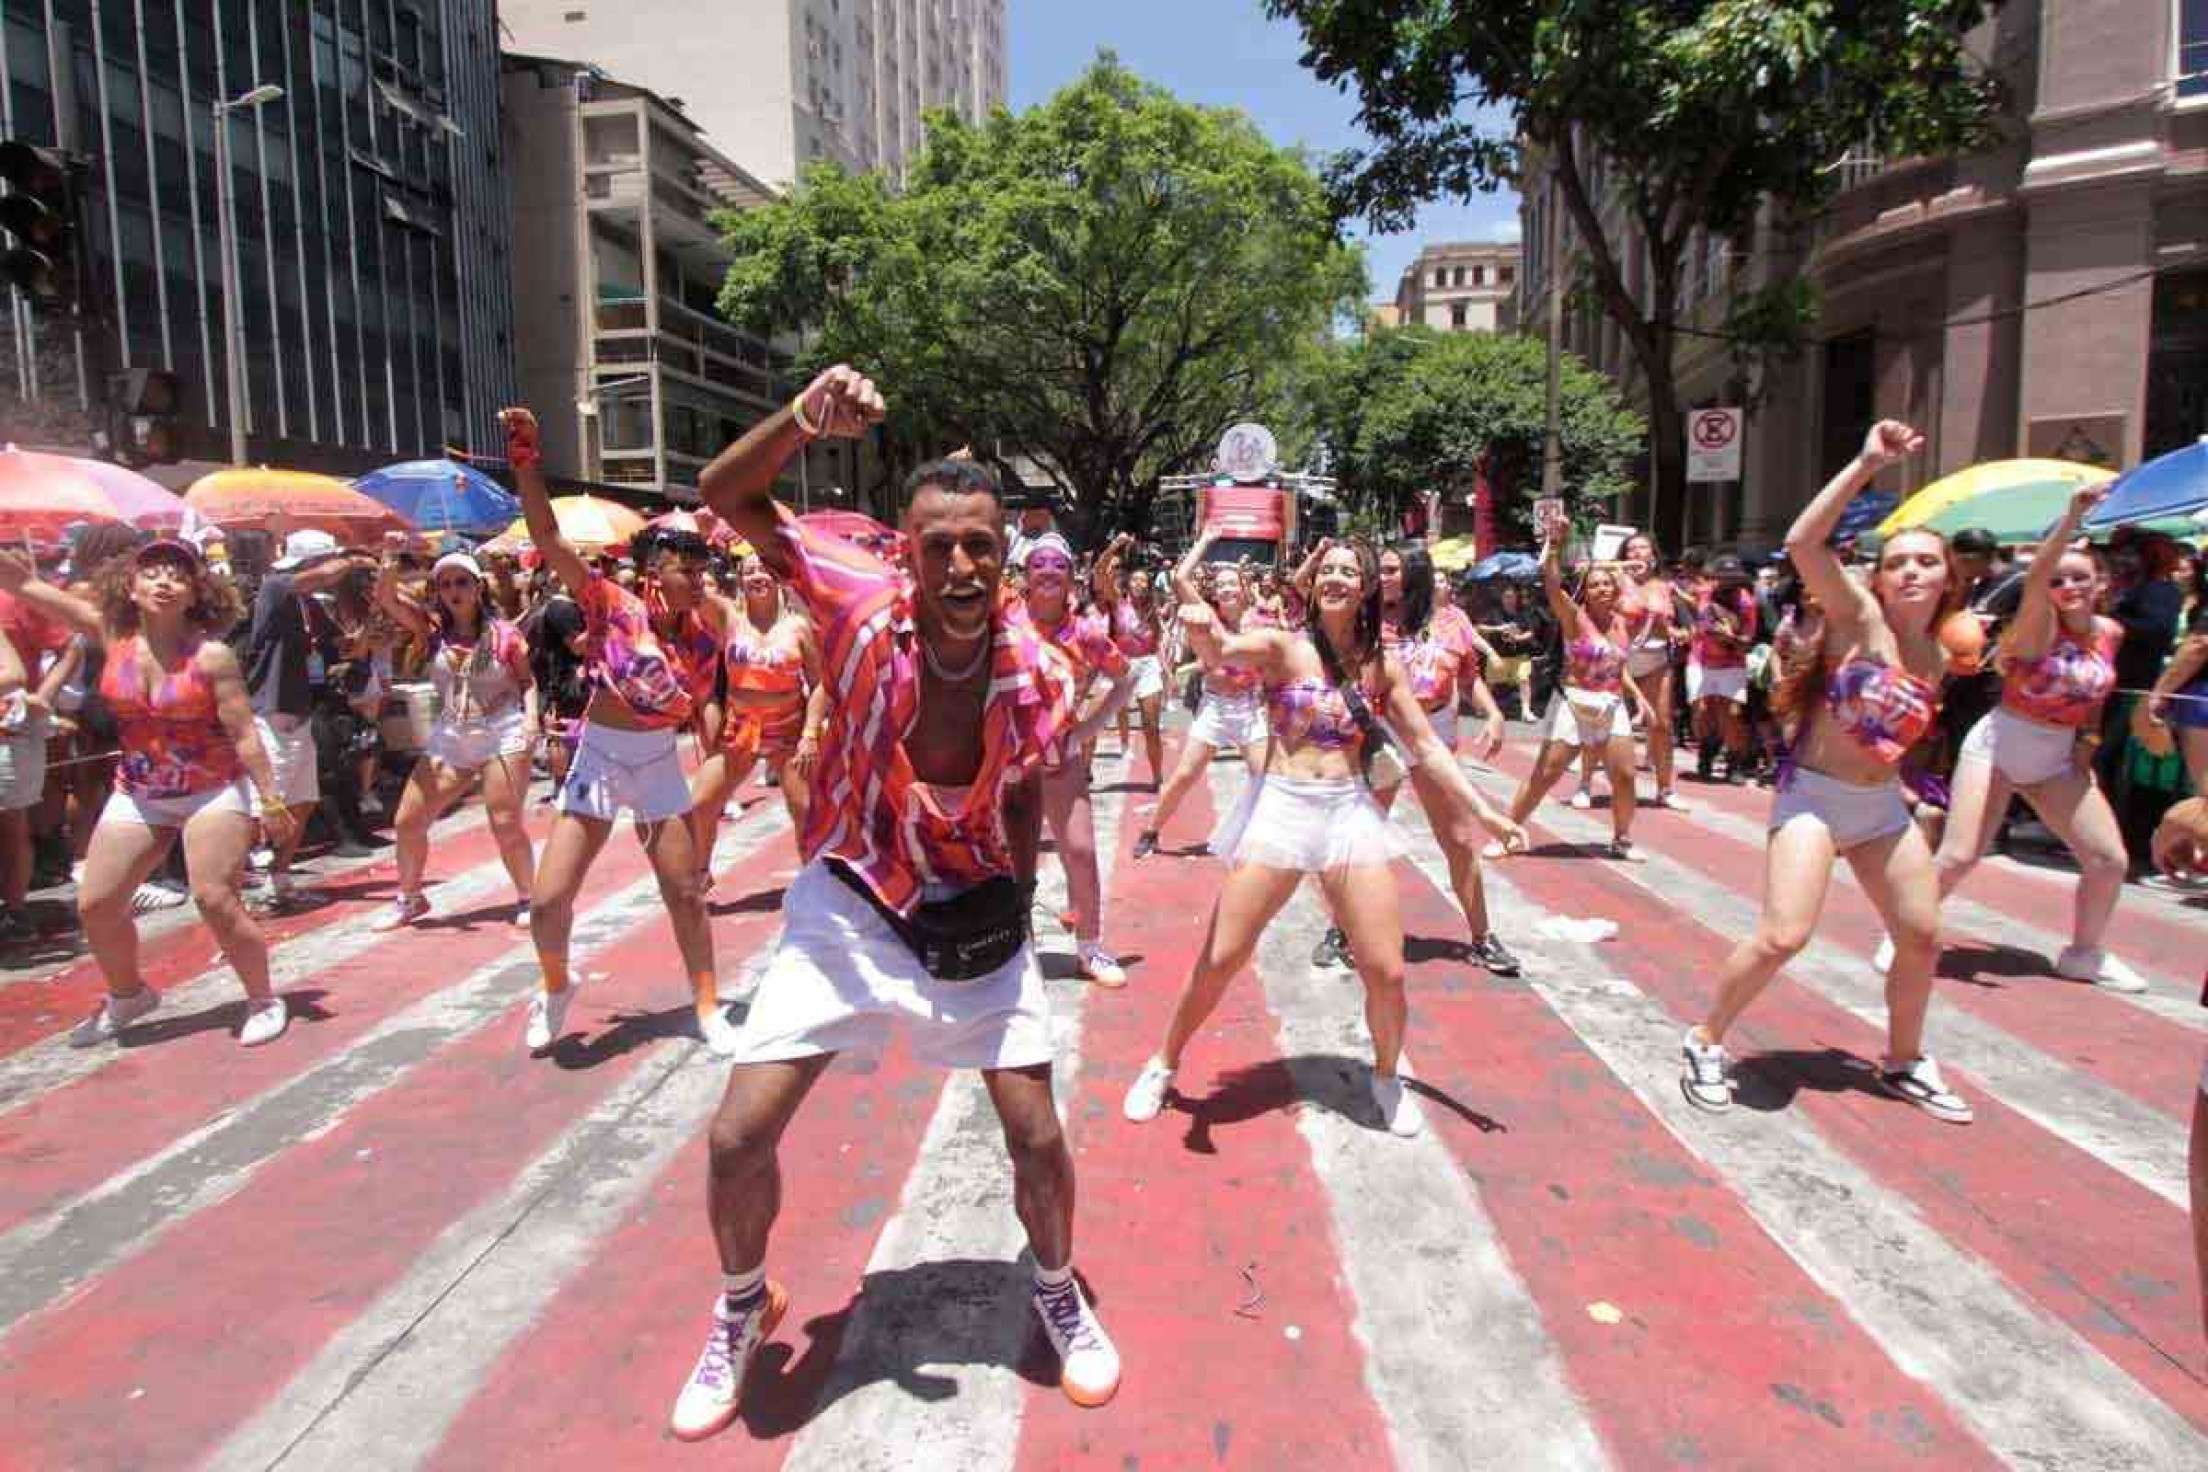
[0,549,103,640]
[372,543,433,642]
[1537,516,1583,639]
[1170,527,1218,606]
[499,407,591,598]
[1784,420,1922,634]
[1289,538,1329,603]
[696,364,883,573]
[1177,602,1289,676]
[2006,484,2106,662]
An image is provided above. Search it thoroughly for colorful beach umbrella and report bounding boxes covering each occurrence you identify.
[1876,459,2113,543]
[351,458,520,534]
[184,467,415,544]
[1467,550,1541,582]
[2080,438,2208,536]
[799,508,902,557]
[480,495,648,554]
[0,446,186,541]
[1427,535,1481,572]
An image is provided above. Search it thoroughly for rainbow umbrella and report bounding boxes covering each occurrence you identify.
[480,495,648,554]
[0,446,186,541]
[1876,459,2114,544]
[185,467,415,545]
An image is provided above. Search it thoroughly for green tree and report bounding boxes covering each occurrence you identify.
[718,56,1366,536]
[1301,325,1643,540]
[1268,0,2003,546]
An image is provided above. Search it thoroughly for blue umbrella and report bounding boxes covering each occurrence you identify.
[2081,438,2208,534]
[351,458,521,534]
[1468,550,1541,582]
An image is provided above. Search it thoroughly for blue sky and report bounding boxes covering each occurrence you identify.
[1007,0,1522,308]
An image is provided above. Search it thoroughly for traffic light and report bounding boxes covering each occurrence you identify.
[0,139,79,308]
[107,368,183,464]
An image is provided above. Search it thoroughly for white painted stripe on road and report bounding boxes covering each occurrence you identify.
[1470,862,2208,1470]
[1242,825,1613,1471]
[1408,789,2194,1206]
[779,779,1126,1472]
[0,805,790,1341]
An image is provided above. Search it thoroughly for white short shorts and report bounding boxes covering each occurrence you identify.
[1626,644,1671,680]
[254,713,319,806]
[731,861,1055,1071]
[1209,774,1407,873]
[1547,687,1631,748]
[0,702,50,812]
[1958,707,2079,789]
[1768,767,1913,854]
[1127,654,1166,704]
[1373,704,1456,791]
[426,708,533,774]
[557,720,691,823]
[104,778,254,830]
[1688,663,1750,706]
[1188,688,1266,751]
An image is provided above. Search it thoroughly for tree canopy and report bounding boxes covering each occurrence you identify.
[717,55,1365,535]
[1296,325,1644,540]
[1269,0,2004,545]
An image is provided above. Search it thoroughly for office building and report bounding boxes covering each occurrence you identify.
[1392,241,1518,334]
[500,0,1008,187]
[0,0,515,472]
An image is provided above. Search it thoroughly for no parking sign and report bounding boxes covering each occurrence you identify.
[1686,408,1742,482]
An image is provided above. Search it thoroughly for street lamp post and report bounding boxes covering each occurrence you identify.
[213,83,283,465]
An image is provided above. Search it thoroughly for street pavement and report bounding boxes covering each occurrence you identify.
[0,723,2203,1470]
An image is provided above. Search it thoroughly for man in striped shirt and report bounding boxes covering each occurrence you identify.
[660,365,1119,1442]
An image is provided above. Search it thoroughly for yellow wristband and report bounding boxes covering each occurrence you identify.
[790,391,822,439]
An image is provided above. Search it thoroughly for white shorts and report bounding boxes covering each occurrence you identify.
[1768,768,1913,854]
[1127,654,1166,704]
[1209,774,1407,873]
[0,703,50,812]
[1374,704,1456,791]
[1547,687,1631,748]
[426,708,533,774]
[1626,644,1671,680]
[104,779,254,830]
[1189,688,1266,751]
[557,721,691,823]
[731,860,1055,1071]
[1688,663,1749,705]
[255,713,319,805]
[1958,708,2078,789]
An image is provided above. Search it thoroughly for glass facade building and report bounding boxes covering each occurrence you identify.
[1,1,514,470]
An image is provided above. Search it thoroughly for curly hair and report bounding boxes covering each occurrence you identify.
[96,550,242,639]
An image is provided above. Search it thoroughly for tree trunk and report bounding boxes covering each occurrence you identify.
[1646,375,1688,553]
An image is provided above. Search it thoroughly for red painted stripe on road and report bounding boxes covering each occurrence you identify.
[1388,840,1994,1467]
[1490,746,2204,1122]
[0,836,798,1471]
[1016,762,1395,1470]
[0,806,527,1061]
[0,819,654,1238]
[1483,816,2208,1431]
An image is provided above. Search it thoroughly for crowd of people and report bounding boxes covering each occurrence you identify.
[3,363,2205,1439]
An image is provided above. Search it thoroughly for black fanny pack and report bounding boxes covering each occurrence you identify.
[828,860,1032,982]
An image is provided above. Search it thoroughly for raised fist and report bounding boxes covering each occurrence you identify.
[795,365,886,440]
[1859,420,1923,469]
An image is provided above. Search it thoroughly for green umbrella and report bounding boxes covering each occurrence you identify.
[1871,478,2094,549]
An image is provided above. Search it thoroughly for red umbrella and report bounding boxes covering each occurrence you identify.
[184,467,415,545]
[0,446,187,542]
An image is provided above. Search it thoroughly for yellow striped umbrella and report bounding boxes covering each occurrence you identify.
[1876,459,2114,540]
[183,466,415,544]
[480,495,648,554]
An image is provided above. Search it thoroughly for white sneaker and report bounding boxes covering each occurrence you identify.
[1480,840,1508,861]
[68,986,161,1047]
[1569,788,1594,810]
[1871,936,1895,975]
[129,881,189,915]
[1877,1054,1973,1124]
[238,995,289,1046]
[1031,1274,1121,1407]
[1121,1056,1174,1122]
[1078,944,1127,988]
[525,986,574,1051]
[1651,789,1689,811]
[511,901,532,929]
[698,1006,744,1057]
[2054,945,2148,994]
[370,893,430,932]
[1679,1028,1732,1113]
[668,1283,787,1441]
[1370,1073,1424,1136]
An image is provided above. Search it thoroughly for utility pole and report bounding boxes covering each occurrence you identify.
[213,84,283,465]
[1540,162,1563,502]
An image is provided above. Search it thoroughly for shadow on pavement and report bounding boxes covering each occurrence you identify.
[1729,1047,1885,1113]
[117,987,334,1048]
[1166,1052,1505,1154]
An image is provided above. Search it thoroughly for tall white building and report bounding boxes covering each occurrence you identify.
[501,0,1008,187]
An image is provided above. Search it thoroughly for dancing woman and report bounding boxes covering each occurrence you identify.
[501,408,737,1055]
[372,550,538,929]
[1881,486,2141,991]
[1488,514,1652,861]
[1689,555,1760,782]
[1093,538,1166,785]
[0,541,298,1046]
[1121,541,1521,1137]
[1022,532,1137,985]
[1681,421,1973,1123]
[687,552,827,872]
[1134,527,1272,860]
[1621,533,1689,809]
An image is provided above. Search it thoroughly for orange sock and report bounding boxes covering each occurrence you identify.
[540,952,570,995]
[692,968,720,1014]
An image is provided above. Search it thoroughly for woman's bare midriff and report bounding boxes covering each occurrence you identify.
[581,689,658,732]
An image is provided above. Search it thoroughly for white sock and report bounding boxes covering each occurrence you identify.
[723,1267,765,1303]
[1034,1263,1074,1292]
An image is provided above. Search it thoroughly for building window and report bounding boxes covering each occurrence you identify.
[2183,0,2208,99]
[1500,264,1514,285]
[1432,269,1444,288]
[1450,301,1468,329]
[1472,265,1485,286]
